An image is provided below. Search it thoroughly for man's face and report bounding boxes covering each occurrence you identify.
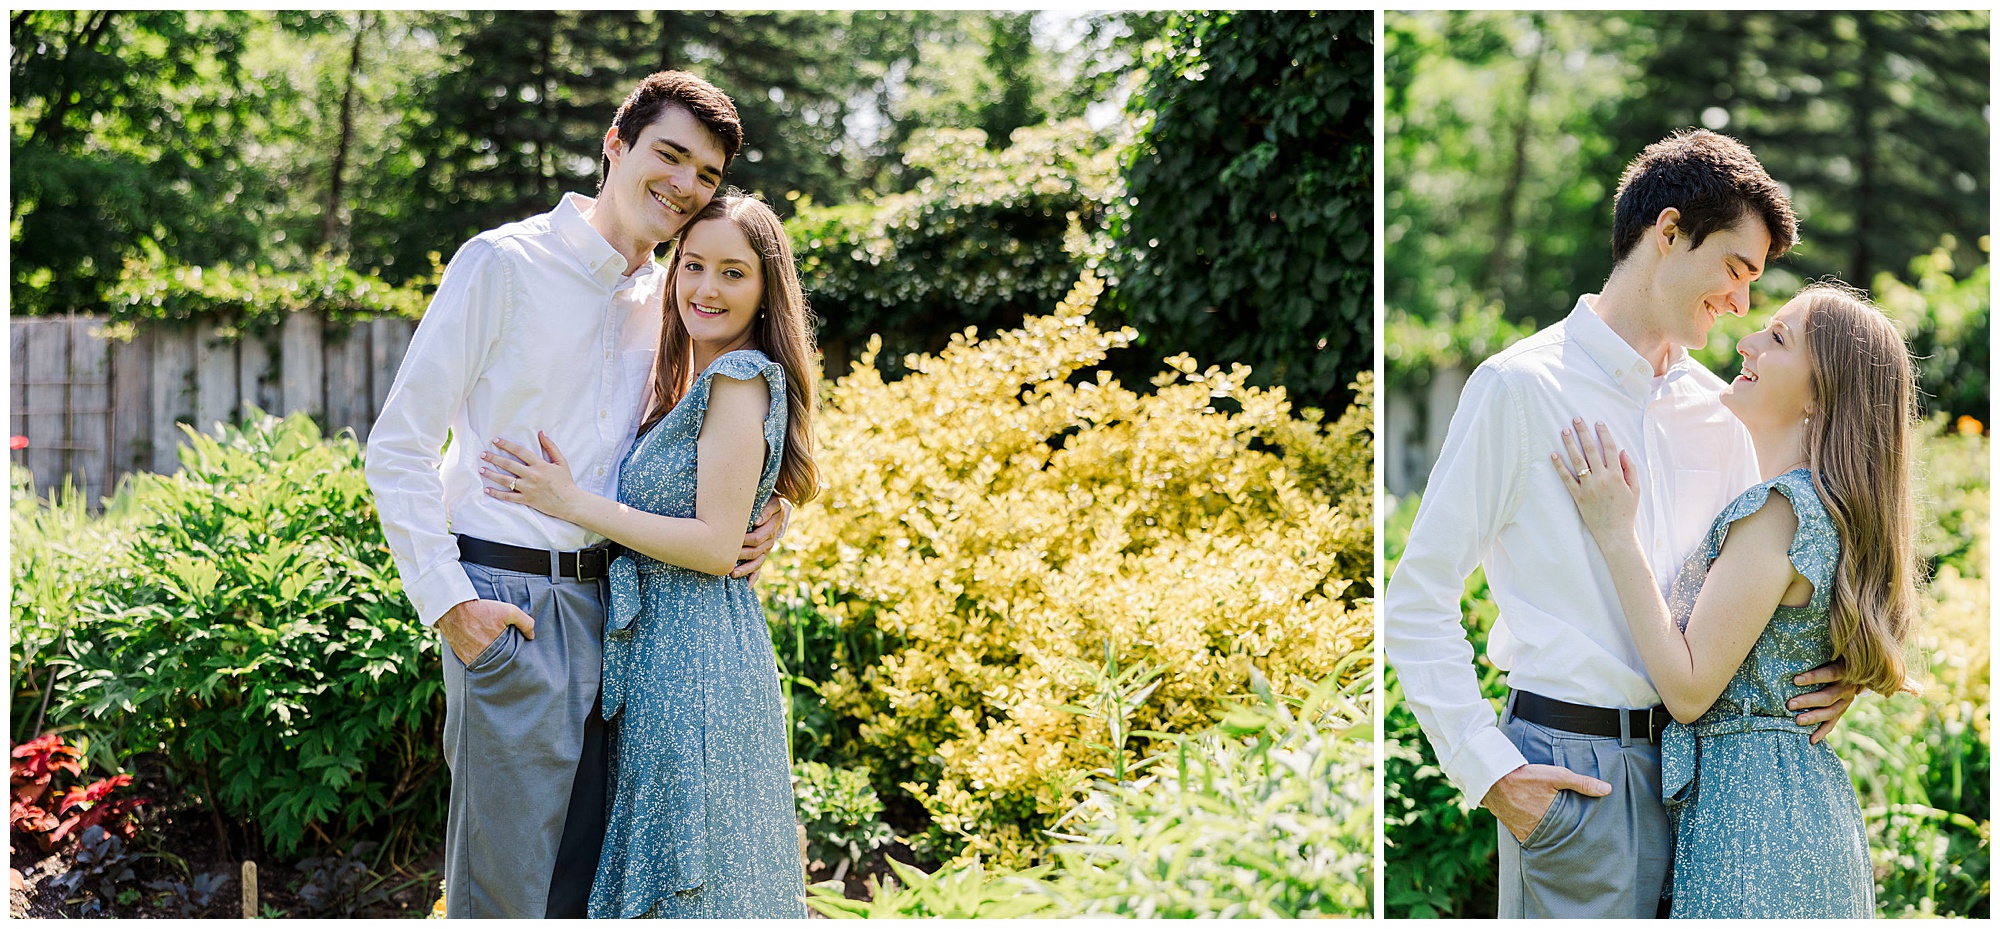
[1651,212,1770,351]
[602,104,727,249]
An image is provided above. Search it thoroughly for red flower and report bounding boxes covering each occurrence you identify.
[11,733,81,807]
[58,774,135,815]
[51,775,147,845]
[9,734,145,848]
[8,436,27,450]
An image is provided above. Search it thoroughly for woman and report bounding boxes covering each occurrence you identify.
[1552,283,1918,918]
[479,191,821,918]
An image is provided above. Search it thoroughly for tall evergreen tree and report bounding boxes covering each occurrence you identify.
[1609,11,1989,288]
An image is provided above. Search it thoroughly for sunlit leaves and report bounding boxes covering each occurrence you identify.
[11,413,443,858]
[772,274,1372,866]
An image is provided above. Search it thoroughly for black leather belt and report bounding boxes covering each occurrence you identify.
[457,535,613,582]
[1513,690,1670,743]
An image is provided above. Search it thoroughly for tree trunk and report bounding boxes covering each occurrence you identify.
[320,13,368,255]
[1851,12,1880,282]
[1482,14,1543,298]
[537,18,556,201]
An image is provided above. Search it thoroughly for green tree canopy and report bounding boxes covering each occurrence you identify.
[1107,10,1373,414]
[11,11,1159,310]
[790,121,1118,378]
[10,11,277,313]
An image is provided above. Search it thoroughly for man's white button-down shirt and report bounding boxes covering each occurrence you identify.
[366,192,666,626]
[1384,295,1760,806]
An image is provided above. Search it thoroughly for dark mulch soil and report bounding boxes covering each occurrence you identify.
[11,803,442,919]
[11,748,442,919]
[805,835,925,896]
[13,769,932,918]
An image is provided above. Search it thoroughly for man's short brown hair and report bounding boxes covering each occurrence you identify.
[1611,129,1798,265]
[599,71,743,188]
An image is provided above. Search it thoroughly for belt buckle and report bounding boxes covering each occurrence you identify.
[571,547,606,582]
[1643,707,1665,742]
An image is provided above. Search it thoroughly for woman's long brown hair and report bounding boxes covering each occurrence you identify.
[640,192,822,505]
[1798,282,1919,695]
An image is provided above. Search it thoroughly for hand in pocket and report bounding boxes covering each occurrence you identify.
[438,598,537,665]
[1484,762,1615,843]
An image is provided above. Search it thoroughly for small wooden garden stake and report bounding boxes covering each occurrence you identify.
[241,860,258,919]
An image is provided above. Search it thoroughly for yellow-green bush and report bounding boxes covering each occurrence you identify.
[773,273,1373,865]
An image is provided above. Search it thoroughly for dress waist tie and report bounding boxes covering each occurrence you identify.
[1661,714,1809,814]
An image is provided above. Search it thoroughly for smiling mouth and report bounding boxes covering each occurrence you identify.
[1737,369,1759,383]
[652,190,686,214]
[689,302,726,317]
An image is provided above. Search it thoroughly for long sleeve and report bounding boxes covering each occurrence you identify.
[365,238,512,626]
[1383,365,1531,805]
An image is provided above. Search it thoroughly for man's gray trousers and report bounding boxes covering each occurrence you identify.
[1496,691,1673,919]
[441,562,609,918]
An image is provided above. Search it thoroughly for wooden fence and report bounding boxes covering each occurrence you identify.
[1382,365,1468,499]
[10,314,416,506]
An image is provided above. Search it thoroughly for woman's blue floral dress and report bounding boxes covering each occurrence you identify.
[1659,467,1872,918]
[588,349,805,919]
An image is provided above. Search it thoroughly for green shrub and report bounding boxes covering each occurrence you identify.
[1916,416,1991,578]
[793,761,895,880]
[1108,10,1374,413]
[1874,243,1990,424]
[1040,665,1374,917]
[103,255,433,335]
[789,121,1118,377]
[1382,302,1537,395]
[21,413,443,858]
[805,857,1055,919]
[804,666,1374,918]
[12,468,137,755]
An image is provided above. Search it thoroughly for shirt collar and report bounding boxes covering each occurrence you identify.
[553,192,660,288]
[1569,294,1696,394]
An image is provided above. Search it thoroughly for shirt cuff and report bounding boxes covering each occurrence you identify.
[409,560,478,628]
[1443,724,1531,809]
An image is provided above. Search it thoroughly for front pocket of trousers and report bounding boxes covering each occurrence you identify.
[1521,789,1582,850]
[1521,736,1601,851]
[463,567,527,674]
[466,626,517,671]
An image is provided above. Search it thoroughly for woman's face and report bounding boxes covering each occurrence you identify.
[1721,295,1815,429]
[674,218,763,350]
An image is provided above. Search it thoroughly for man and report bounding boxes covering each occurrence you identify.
[366,71,784,919]
[1383,129,1860,918]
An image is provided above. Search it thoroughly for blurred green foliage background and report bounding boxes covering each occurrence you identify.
[1385,10,1988,421]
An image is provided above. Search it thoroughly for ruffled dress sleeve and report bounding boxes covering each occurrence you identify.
[602,350,785,720]
[1660,468,1838,813]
